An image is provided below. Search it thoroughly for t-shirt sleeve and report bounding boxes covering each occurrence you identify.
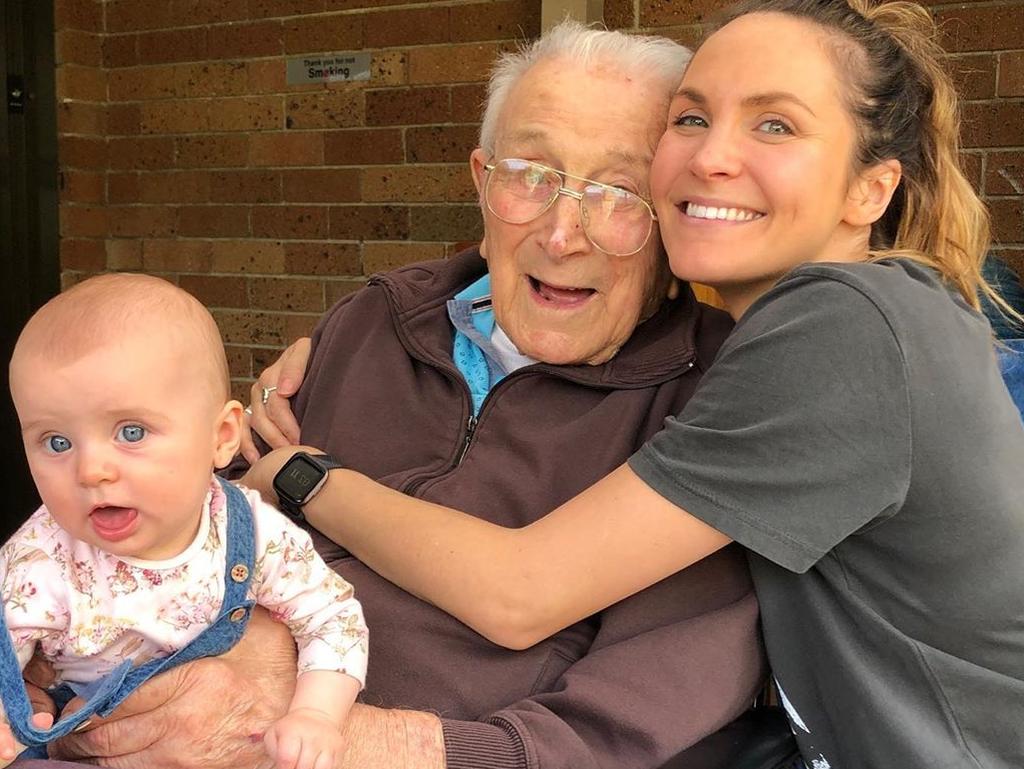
[629,273,912,573]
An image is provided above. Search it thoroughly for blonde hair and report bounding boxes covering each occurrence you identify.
[12,273,231,398]
[715,0,996,312]
[479,20,691,155]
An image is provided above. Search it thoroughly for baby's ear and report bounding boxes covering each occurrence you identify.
[213,400,244,469]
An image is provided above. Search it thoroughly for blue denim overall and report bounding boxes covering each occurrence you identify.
[0,477,256,755]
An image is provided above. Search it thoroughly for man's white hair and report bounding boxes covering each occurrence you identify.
[478,20,691,155]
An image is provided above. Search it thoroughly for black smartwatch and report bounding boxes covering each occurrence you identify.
[272,451,344,521]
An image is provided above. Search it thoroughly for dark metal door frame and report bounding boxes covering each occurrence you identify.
[1,0,61,538]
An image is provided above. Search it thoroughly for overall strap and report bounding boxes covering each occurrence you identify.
[0,478,257,747]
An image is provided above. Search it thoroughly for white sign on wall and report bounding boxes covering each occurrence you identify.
[286,53,371,85]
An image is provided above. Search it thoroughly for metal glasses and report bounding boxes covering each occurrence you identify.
[482,158,657,256]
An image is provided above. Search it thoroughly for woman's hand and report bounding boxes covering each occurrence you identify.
[241,338,313,464]
[238,446,326,504]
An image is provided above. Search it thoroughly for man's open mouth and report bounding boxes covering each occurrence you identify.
[528,276,596,305]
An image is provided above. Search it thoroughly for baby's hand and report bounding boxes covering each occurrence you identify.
[0,713,54,768]
[264,707,344,769]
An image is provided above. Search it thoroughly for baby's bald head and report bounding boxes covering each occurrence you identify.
[11,274,230,406]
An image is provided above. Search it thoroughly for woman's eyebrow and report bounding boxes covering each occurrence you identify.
[674,87,817,117]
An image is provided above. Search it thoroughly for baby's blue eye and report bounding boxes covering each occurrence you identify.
[46,435,72,454]
[119,425,146,443]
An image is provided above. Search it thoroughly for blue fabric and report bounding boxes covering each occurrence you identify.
[981,255,1024,341]
[997,339,1024,421]
[447,275,502,415]
[1,477,256,749]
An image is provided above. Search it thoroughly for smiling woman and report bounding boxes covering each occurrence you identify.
[249,3,1024,768]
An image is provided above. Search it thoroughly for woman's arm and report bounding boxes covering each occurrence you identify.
[243,450,731,650]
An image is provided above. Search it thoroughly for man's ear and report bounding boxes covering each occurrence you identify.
[470,147,489,259]
[212,400,244,469]
[844,158,902,227]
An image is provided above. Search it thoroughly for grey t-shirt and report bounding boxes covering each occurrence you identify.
[631,260,1024,768]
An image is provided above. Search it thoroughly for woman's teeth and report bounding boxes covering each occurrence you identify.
[685,203,763,221]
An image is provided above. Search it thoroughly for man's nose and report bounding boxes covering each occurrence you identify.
[76,445,118,486]
[542,191,590,257]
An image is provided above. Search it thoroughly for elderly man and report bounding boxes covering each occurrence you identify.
[25,21,762,769]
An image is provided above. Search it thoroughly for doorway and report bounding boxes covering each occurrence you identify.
[1,0,60,539]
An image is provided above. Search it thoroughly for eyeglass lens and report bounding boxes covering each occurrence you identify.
[485,159,652,256]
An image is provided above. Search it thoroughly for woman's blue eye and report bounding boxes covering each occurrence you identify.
[46,435,72,454]
[119,425,146,443]
[758,119,792,135]
[674,114,708,128]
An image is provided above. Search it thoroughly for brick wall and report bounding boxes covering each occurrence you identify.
[53,0,1022,396]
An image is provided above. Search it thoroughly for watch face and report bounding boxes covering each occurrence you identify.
[275,454,325,504]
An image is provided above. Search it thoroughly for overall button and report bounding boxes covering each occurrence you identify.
[229,607,248,622]
[230,564,249,582]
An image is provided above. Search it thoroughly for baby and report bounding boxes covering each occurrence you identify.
[0,273,367,769]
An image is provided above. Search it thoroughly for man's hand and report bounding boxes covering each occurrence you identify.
[241,338,312,464]
[48,609,297,769]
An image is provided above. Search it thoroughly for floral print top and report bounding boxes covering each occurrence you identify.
[0,479,367,687]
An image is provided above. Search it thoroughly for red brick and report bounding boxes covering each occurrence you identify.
[282,313,320,341]
[997,249,1024,281]
[451,84,486,123]
[137,28,208,65]
[410,205,483,241]
[936,6,1024,53]
[990,198,1024,244]
[55,0,104,32]
[641,0,721,27]
[410,43,506,85]
[103,35,139,68]
[106,1,176,32]
[325,279,366,305]
[207,21,284,60]
[107,205,178,237]
[286,91,365,129]
[250,0,328,19]
[61,171,105,203]
[329,205,409,240]
[362,242,445,273]
[106,238,143,270]
[407,125,479,164]
[999,51,1024,97]
[246,60,289,95]
[446,164,477,202]
[107,104,142,135]
[225,345,253,381]
[108,66,180,101]
[986,151,1024,196]
[450,1,541,43]
[211,170,282,203]
[366,87,450,126]
[134,171,212,203]
[142,238,213,272]
[107,137,176,170]
[179,274,249,308]
[176,62,250,98]
[208,96,284,132]
[284,241,362,275]
[57,66,106,102]
[252,205,328,238]
[58,101,106,135]
[167,0,251,26]
[365,7,449,48]
[210,240,287,273]
[370,51,407,87]
[57,30,103,66]
[361,165,451,203]
[107,173,141,204]
[960,152,983,193]
[60,238,106,271]
[176,135,250,168]
[177,205,251,237]
[284,15,364,55]
[250,132,324,166]
[282,168,361,203]
[59,136,108,169]
[214,310,292,346]
[139,101,210,134]
[962,102,1024,148]
[60,204,109,237]
[945,53,997,100]
[248,277,325,312]
[604,0,635,30]
[323,128,403,165]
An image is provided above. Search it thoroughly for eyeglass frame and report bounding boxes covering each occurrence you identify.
[481,158,658,257]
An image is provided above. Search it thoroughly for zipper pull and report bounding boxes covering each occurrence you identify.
[457,415,478,465]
